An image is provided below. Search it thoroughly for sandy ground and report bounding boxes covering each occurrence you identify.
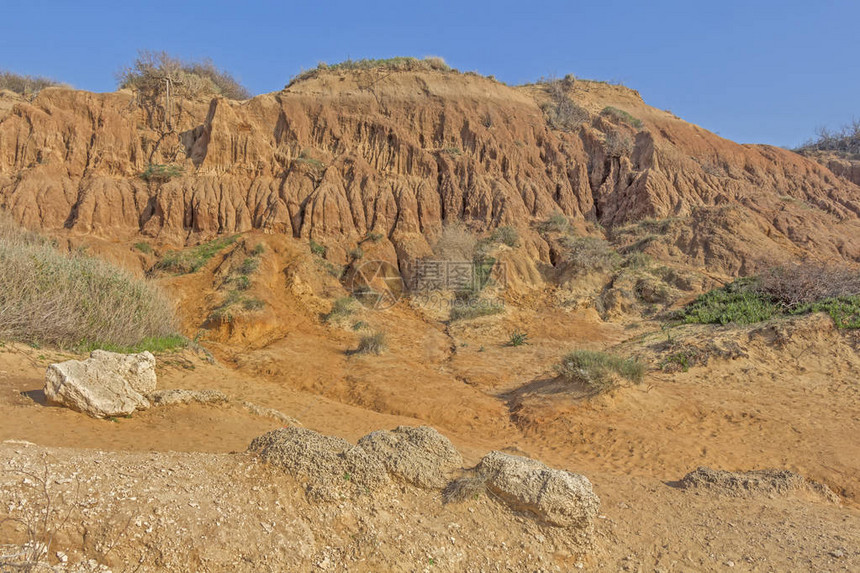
[1,303,859,571]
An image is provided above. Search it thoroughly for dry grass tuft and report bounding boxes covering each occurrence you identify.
[0,213,179,350]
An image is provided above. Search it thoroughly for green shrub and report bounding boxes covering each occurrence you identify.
[356,331,386,355]
[449,302,503,321]
[309,240,326,257]
[490,226,520,248]
[600,106,643,128]
[0,215,179,349]
[209,290,264,322]
[679,279,777,325]
[349,247,364,260]
[555,350,644,394]
[251,243,265,256]
[507,331,529,347]
[365,232,385,243]
[792,297,860,329]
[232,275,252,291]
[237,257,260,275]
[155,235,238,274]
[133,242,153,254]
[140,163,183,182]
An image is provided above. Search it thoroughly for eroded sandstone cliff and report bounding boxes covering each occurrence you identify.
[1,68,858,275]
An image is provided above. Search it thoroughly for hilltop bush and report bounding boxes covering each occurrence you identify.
[796,119,860,158]
[600,106,643,128]
[0,214,179,350]
[119,50,251,100]
[539,76,589,131]
[289,56,451,86]
[0,70,66,96]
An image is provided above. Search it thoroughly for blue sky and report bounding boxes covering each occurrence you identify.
[1,0,857,147]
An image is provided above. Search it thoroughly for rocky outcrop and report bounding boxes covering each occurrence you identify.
[248,427,390,501]
[147,388,228,406]
[44,350,156,418]
[1,71,859,276]
[679,467,840,503]
[475,451,600,529]
[357,425,462,489]
[248,425,600,550]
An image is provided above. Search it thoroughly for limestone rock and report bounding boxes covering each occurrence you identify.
[248,427,389,501]
[147,388,228,406]
[476,451,600,528]
[679,467,839,503]
[358,426,463,489]
[44,350,156,418]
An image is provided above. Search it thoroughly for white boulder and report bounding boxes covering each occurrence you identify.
[44,350,157,418]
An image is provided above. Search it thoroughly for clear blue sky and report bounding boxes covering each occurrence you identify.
[1,0,857,147]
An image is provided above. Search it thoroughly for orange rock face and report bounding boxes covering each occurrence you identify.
[1,70,859,274]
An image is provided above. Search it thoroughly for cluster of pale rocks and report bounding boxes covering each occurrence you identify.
[42,351,602,542]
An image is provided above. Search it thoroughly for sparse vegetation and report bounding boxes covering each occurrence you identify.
[0,70,66,96]
[443,474,488,503]
[0,214,179,350]
[559,236,621,273]
[555,350,645,394]
[133,242,153,254]
[796,119,860,159]
[119,50,251,100]
[604,131,634,157]
[289,56,451,86]
[537,212,570,234]
[140,163,183,183]
[539,76,589,131]
[294,149,326,170]
[309,239,327,257]
[356,331,387,355]
[325,297,356,322]
[490,226,520,248]
[155,235,239,274]
[209,290,265,322]
[433,222,477,261]
[449,301,504,322]
[600,106,643,128]
[237,257,260,275]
